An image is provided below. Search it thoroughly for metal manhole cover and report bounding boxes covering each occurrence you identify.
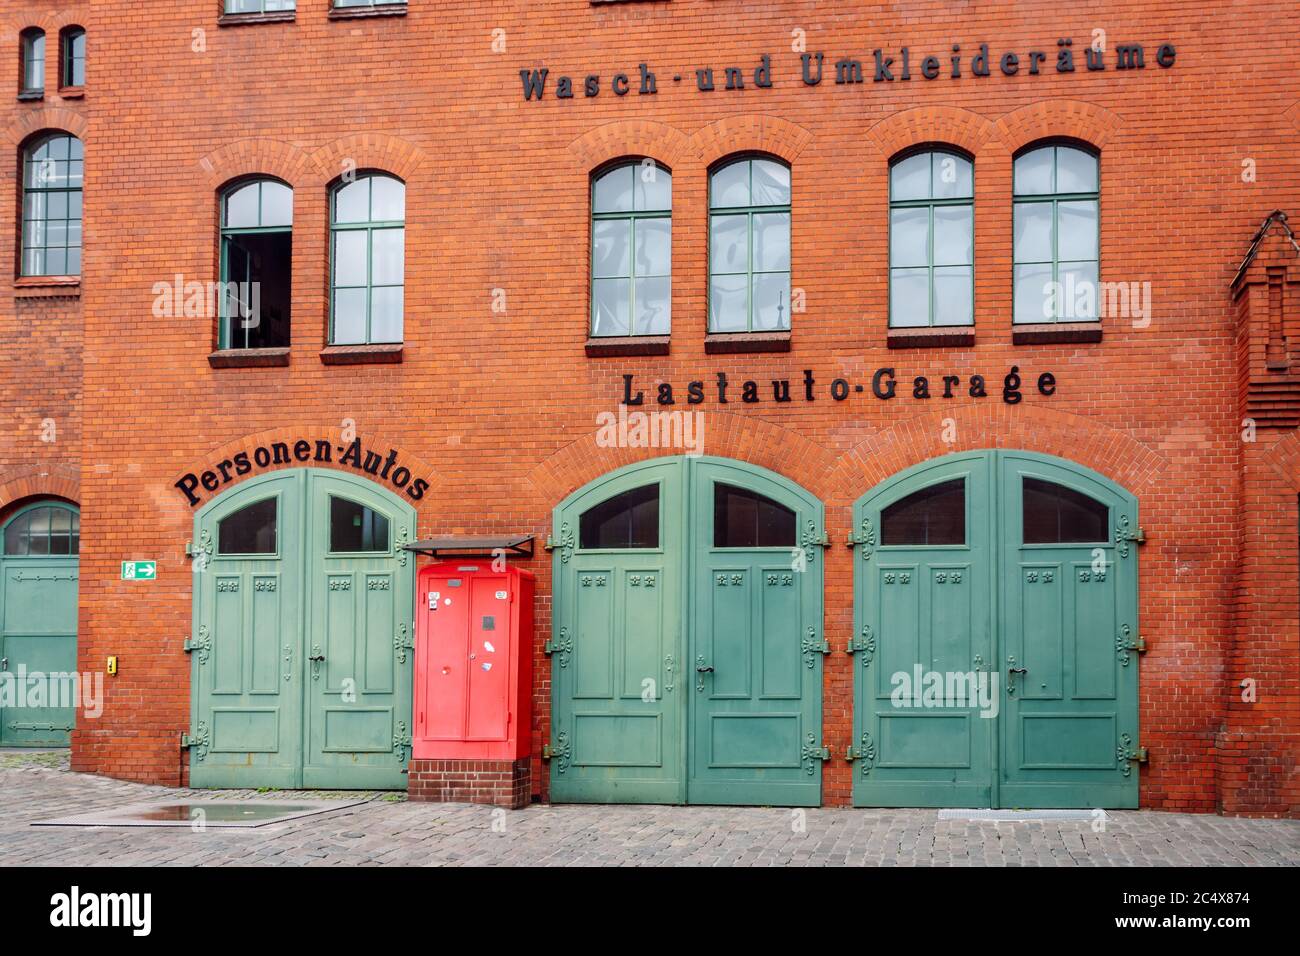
[937,809,1104,822]
[32,799,366,828]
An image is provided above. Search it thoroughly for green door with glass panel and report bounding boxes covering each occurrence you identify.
[549,456,825,806]
[852,450,1139,808]
[0,502,79,747]
[189,469,414,789]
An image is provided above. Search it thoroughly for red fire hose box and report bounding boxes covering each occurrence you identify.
[411,562,534,806]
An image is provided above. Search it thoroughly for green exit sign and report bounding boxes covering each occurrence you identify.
[121,561,157,581]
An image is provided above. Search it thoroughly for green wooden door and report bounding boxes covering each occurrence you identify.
[997,452,1140,808]
[190,473,305,788]
[190,469,415,789]
[302,473,414,789]
[851,454,996,807]
[852,451,1139,809]
[549,459,686,803]
[0,502,79,747]
[550,456,825,806]
[687,460,825,806]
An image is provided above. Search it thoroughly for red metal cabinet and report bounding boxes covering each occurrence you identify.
[414,562,534,760]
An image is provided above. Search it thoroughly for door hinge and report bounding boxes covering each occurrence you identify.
[1117,526,1146,544]
[845,744,860,762]
[180,733,195,749]
[1118,734,1149,773]
[542,536,557,551]
[542,744,552,759]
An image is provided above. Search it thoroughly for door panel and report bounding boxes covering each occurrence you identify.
[303,474,413,789]
[852,456,995,807]
[0,548,78,748]
[550,466,685,804]
[688,460,823,806]
[998,454,1139,808]
[191,476,302,788]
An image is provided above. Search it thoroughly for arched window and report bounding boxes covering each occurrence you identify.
[713,483,795,548]
[1013,144,1099,324]
[709,156,791,333]
[3,504,79,556]
[60,27,85,89]
[881,479,966,546]
[579,484,660,549]
[21,133,83,277]
[591,161,671,337]
[329,497,390,553]
[219,178,292,349]
[890,149,974,327]
[330,173,405,345]
[217,498,278,555]
[20,29,45,96]
[1021,477,1108,543]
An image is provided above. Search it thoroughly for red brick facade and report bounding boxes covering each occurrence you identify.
[3,0,1297,814]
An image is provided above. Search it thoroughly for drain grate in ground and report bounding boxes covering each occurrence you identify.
[937,808,1105,822]
[32,799,366,828]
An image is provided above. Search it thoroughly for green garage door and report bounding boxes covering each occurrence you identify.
[0,502,79,747]
[549,456,827,806]
[852,450,1140,809]
[188,469,414,789]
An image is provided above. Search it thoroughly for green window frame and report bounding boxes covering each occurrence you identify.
[1013,143,1100,324]
[224,0,296,13]
[219,177,293,349]
[333,0,407,8]
[590,161,672,337]
[20,28,45,95]
[60,27,85,89]
[889,149,974,328]
[2,502,79,556]
[21,133,83,277]
[330,173,405,345]
[708,156,791,333]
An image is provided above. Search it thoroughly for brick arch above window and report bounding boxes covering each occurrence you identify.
[867,106,995,161]
[311,133,427,189]
[527,410,837,509]
[198,138,318,192]
[827,403,1166,505]
[0,467,79,520]
[568,120,693,173]
[993,99,1120,155]
[6,109,86,147]
[688,115,812,169]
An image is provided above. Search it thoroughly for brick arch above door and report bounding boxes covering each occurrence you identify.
[0,467,79,519]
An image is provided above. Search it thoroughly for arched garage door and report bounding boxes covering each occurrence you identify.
[0,501,79,747]
[548,456,828,806]
[851,450,1141,809]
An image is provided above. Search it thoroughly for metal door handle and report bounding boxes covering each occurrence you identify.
[1008,667,1027,675]
[695,664,714,673]
[0,657,7,671]
[308,654,326,663]
[1007,665,1027,695]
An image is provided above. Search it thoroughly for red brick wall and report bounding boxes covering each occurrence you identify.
[0,5,86,519]
[55,0,1300,812]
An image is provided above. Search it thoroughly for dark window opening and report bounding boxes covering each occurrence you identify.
[218,498,277,554]
[1021,477,1109,544]
[3,506,79,556]
[329,496,389,553]
[881,479,966,546]
[579,484,659,549]
[60,27,85,88]
[221,231,291,349]
[713,483,795,548]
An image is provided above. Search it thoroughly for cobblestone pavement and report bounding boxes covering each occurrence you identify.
[2,752,1298,866]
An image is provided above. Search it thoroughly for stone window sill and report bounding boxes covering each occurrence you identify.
[208,347,290,368]
[328,4,408,20]
[17,90,43,102]
[1012,322,1103,345]
[585,335,670,358]
[704,331,791,354]
[14,276,79,298]
[59,86,85,100]
[887,327,975,349]
[320,343,404,365]
[218,11,296,27]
